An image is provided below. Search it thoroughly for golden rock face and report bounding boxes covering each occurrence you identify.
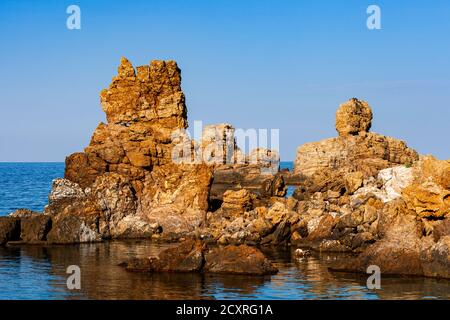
[56,57,213,241]
[402,156,450,218]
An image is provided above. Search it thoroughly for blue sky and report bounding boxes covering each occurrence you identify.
[0,0,449,161]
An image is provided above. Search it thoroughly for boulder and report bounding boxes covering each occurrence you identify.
[335,98,372,136]
[306,214,336,242]
[220,189,254,217]
[204,245,278,275]
[123,239,278,275]
[8,210,53,243]
[44,178,86,215]
[125,240,205,272]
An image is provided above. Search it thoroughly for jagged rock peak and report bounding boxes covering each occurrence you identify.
[100,57,186,128]
[118,57,136,78]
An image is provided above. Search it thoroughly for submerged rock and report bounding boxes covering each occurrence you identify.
[204,245,278,275]
[122,239,278,275]
[125,240,205,272]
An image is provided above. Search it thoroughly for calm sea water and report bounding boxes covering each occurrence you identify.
[0,163,65,216]
[1,162,450,300]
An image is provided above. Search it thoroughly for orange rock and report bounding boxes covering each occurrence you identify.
[402,156,450,218]
[335,98,373,136]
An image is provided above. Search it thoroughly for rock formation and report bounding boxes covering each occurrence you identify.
[1,57,285,246]
[293,98,418,200]
[1,59,449,280]
[200,123,286,207]
[46,58,214,242]
[122,239,278,275]
[335,98,373,136]
[288,100,449,278]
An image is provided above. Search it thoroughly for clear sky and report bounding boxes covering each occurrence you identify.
[1,0,449,161]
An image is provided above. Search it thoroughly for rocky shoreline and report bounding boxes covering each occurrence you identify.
[1,58,449,278]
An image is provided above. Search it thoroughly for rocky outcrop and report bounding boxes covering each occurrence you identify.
[44,58,214,242]
[1,58,286,246]
[323,156,450,278]
[287,98,450,279]
[4,61,449,281]
[122,239,278,275]
[35,57,289,244]
[294,98,418,201]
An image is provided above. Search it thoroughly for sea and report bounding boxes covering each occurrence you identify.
[0,162,449,300]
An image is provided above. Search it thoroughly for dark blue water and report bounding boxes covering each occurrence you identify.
[1,162,450,300]
[0,163,64,216]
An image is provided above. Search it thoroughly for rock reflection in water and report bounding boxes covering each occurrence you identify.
[1,241,450,300]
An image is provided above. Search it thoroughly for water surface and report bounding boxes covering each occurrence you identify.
[1,162,450,300]
[1,242,450,300]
